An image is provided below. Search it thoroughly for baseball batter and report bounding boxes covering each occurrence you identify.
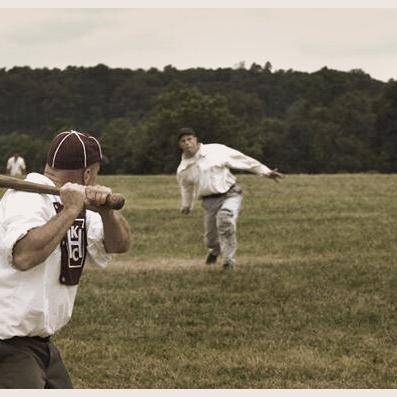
[176,127,283,271]
[0,130,130,388]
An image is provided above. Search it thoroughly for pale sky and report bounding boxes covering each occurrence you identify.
[0,7,396,82]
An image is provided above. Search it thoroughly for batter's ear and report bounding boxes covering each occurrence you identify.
[82,167,91,186]
[82,162,100,186]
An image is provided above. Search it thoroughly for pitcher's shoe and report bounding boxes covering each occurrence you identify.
[222,261,234,271]
[205,253,218,265]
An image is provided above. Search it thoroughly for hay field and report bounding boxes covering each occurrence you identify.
[52,174,397,388]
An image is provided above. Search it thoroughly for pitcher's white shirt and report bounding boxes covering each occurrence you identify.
[0,173,112,339]
[176,143,271,209]
[7,156,26,177]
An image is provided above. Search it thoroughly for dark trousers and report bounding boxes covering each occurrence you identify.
[0,336,73,389]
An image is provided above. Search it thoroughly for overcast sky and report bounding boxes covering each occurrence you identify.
[0,8,396,82]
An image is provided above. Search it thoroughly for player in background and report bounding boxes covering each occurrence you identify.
[6,152,26,177]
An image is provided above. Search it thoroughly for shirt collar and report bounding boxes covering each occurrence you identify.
[178,143,207,172]
[199,143,208,157]
[25,172,56,187]
[181,143,207,161]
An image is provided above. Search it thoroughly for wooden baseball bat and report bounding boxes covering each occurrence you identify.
[0,174,125,210]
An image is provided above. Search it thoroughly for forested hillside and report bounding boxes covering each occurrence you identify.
[0,63,395,174]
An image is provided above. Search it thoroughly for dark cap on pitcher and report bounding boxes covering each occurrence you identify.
[47,130,103,170]
[177,127,197,141]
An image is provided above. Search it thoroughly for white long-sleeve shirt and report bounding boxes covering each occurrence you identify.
[6,156,26,177]
[176,143,272,209]
[0,173,112,339]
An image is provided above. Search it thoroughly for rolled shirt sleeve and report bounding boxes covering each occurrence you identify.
[0,190,49,267]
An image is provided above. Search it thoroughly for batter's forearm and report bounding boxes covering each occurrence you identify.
[13,208,81,271]
[100,210,130,253]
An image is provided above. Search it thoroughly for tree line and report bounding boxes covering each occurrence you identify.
[0,63,396,174]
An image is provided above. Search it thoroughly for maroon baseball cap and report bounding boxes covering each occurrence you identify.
[47,130,103,170]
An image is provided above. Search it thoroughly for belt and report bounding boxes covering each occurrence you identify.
[3,335,51,343]
[201,184,240,199]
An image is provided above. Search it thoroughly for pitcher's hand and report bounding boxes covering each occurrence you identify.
[267,169,285,183]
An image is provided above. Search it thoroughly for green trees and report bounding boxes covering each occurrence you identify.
[0,64,395,174]
[0,133,47,173]
[132,85,245,174]
[253,91,379,173]
[373,80,397,171]
[100,118,145,174]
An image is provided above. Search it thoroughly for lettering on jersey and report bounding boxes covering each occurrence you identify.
[67,220,85,266]
[53,202,87,286]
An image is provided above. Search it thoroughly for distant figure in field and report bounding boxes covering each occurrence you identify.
[6,152,26,177]
[0,130,130,388]
[176,127,284,271]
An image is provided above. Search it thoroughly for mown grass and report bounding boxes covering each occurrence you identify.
[51,174,397,388]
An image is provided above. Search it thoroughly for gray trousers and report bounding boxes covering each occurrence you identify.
[0,336,73,389]
[202,187,243,265]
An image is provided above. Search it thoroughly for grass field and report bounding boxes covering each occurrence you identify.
[52,174,397,388]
